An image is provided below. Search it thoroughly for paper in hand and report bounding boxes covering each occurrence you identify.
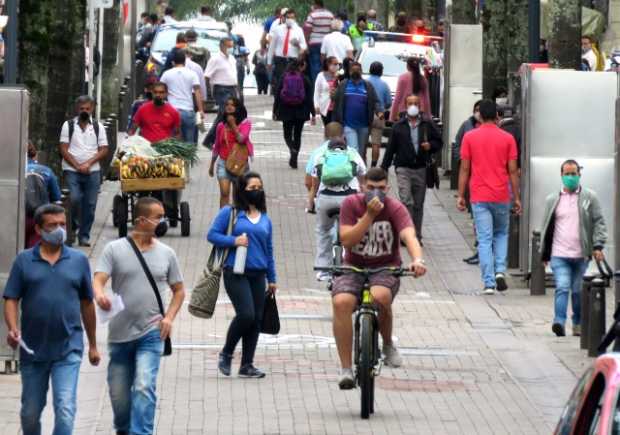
[19,338,34,355]
[96,293,125,324]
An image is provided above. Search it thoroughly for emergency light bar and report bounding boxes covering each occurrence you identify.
[363,30,443,46]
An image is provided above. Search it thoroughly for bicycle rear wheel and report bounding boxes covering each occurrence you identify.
[359,313,375,419]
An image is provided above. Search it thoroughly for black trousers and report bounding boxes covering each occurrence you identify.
[282,119,306,153]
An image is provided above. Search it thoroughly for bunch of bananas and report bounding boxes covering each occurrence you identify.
[120,155,184,179]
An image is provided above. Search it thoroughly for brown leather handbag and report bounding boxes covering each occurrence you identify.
[224,130,249,177]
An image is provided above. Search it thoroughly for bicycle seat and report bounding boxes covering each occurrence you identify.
[326,207,341,219]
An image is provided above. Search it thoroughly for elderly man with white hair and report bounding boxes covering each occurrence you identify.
[320,19,354,64]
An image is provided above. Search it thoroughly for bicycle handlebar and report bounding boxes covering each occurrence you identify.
[314,265,418,277]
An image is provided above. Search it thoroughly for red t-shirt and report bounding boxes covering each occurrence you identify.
[132,101,181,143]
[340,194,413,268]
[460,124,518,203]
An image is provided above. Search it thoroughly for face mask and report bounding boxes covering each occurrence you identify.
[474,112,481,122]
[496,97,508,106]
[562,175,580,191]
[245,189,265,207]
[286,19,295,27]
[227,47,234,56]
[365,188,386,204]
[350,71,362,81]
[407,105,420,117]
[145,91,153,100]
[153,97,164,106]
[79,111,90,122]
[41,226,67,246]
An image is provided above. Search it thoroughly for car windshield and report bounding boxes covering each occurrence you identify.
[359,50,407,77]
[152,28,227,53]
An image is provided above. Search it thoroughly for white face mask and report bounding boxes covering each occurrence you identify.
[286,19,295,27]
[407,105,420,118]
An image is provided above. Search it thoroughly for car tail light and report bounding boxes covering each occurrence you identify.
[411,34,425,44]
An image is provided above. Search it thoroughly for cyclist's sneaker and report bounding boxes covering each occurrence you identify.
[338,368,356,390]
[495,273,508,291]
[316,271,331,282]
[382,343,403,368]
[483,287,496,295]
[218,352,232,376]
[239,364,266,378]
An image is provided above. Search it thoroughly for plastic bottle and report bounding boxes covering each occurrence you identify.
[233,233,248,274]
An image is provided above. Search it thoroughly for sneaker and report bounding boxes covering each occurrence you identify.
[495,273,508,292]
[463,253,479,265]
[78,239,91,247]
[572,325,581,337]
[218,352,232,376]
[316,271,331,282]
[239,364,266,378]
[338,368,355,390]
[552,323,566,337]
[483,287,496,295]
[382,343,403,368]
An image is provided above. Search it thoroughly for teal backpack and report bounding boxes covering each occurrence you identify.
[318,147,357,186]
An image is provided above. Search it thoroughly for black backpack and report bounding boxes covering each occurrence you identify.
[68,119,100,142]
[25,170,50,217]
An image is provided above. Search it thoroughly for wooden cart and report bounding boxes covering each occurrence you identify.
[112,168,191,238]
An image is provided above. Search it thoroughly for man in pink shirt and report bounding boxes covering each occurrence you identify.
[540,160,607,337]
[457,100,521,295]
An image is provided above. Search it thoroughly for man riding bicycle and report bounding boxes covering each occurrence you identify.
[333,167,426,389]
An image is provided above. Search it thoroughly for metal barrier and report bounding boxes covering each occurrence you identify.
[588,277,606,357]
[580,276,594,350]
[508,214,520,269]
[450,152,459,190]
[529,231,545,295]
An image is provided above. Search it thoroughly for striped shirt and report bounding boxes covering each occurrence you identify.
[305,8,334,45]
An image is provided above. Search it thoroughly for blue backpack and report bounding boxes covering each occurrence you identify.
[280,72,306,106]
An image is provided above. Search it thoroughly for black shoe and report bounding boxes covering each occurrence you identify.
[552,323,566,337]
[463,253,479,265]
[78,239,91,247]
[239,364,266,378]
[218,352,232,376]
[495,273,508,292]
[117,432,128,435]
[289,151,299,169]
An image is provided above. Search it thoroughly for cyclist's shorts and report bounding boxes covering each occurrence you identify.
[331,271,400,300]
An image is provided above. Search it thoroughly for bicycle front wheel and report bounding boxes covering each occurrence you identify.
[359,313,375,419]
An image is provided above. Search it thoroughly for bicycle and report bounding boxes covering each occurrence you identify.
[315,265,416,419]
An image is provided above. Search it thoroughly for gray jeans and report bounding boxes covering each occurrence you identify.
[396,167,427,240]
[315,193,348,267]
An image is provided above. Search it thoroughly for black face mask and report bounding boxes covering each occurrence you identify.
[79,111,90,122]
[245,190,265,207]
[350,71,362,81]
[145,91,153,100]
[154,219,169,238]
[153,97,165,106]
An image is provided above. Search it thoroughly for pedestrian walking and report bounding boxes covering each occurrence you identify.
[303,0,334,83]
[129,82,181,142]
[273,59,316,169]
[390,57,431,122]
[94,197,185,435]
[236,45,251,103]
[267,9,307,97]
[185,29,211,70]
[540,160,607,337]
[207,172,277,379]
[161,32,187,76]
[457,99,521,295]
[4,204,100,435]
[209,97,254,208]
[261,7,282,47]
[313,56,339,127]
[162,6,177,24]
[320,19,354,64]
[332,61,382,157]
[59,95,109,247]
[349,14,372,54]
[160,50,205,144]
[389,11,410,33]
[366,9,384,31]
[381,95,443,245]
[252,42,270,95]
[197,5,215,22]
[366,61,392,167]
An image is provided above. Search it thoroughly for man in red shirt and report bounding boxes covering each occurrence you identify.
[129,82,181,142]
[457,99,521,295]
[333,168,426,389]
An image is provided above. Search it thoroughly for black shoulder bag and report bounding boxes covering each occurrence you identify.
[423,123,440,189]
[126,237,173,356]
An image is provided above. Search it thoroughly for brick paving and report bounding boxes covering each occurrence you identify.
[0,95,604,434]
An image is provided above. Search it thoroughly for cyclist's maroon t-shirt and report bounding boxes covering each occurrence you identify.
[340,193,413,268]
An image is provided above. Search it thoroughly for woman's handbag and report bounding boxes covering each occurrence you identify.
[261,293,281,335]
[188,208,237,319]
[224,129,249,177]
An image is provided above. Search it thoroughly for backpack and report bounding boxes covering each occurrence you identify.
[318,147,357,186]
[25,170,50,217]
[280,72,306,106]
[68,119,100,143]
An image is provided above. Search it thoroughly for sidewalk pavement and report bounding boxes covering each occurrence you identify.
[0,95,606,434]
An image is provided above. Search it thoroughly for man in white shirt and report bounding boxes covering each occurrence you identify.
[160,50,205,144]
[268,9,307,91]
[162,6,177,24]
[59,95,109,247]
[304,0,334,82]
[581,36,598,71]
[197,5,215,22]
[321,19,354,64]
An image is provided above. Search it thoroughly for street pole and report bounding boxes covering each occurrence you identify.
[96,6,104,119]
[88,0,95,97]
[4,0,18,84]
[528,0,540,62]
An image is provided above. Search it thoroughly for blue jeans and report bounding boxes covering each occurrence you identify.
[344,126,369,156]
[178,109,196,143]
[308,44,322,84]
[550,257,589,326]
[64,170,101,241]
[107,329,164,435]
[20,350,82,435]
[471,202,511,288]
[222,269,267,366]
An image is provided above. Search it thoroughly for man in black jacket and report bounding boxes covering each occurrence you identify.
[381,95,443,244]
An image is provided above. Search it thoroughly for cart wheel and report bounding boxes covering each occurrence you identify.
[180,202,190,237]
[118,199,128,238]
[112,194,123,228]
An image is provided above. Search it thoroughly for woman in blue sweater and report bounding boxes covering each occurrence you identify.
[207,171,277,378]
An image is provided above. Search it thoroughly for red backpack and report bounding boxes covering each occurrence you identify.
[279,72,306,106]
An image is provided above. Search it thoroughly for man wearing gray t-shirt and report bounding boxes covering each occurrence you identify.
[94,197,185,435]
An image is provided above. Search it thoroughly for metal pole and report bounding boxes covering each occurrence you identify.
[588,278,606,357]
[580,276,593,350]
[96,6,104,119]
[88,0,95,97]
[529,231,546,295]
[4,0,18,84]
[528,0,541,63]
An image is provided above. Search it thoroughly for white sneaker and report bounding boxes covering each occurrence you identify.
[382,343,403,368]
[338,368,355,390]
[316,271,331,282]
[483,287,496,295]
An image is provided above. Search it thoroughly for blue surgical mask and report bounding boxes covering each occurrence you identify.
[41,226,67,246]
[227,47,234,56]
